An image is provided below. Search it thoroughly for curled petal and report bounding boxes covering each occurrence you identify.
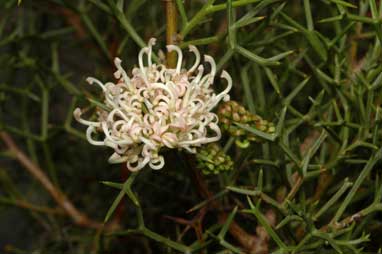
[86,126,105,146]
[113,58,132,87]
[86,77,106,92]
[166,45,183,73]
[138,47,150,79]
[188,45,200,73]
[149,156,164,170]
[73,108,101,127]
[204,55,216,79]
[147,38,156,66]
[127,156,150,171]
[216,70,232,102]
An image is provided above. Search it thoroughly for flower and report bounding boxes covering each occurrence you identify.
[74,38,232,171]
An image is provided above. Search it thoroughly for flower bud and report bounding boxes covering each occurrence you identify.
[196,143,234,175]
[217,100,275,147]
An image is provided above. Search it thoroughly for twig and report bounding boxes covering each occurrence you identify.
[0,131,104,229]
[282,173,303,207]
[164,0,178,68]
[0,197,65,215]
[320,203,382,233]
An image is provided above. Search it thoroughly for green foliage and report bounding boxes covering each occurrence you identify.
[1,0,382,253]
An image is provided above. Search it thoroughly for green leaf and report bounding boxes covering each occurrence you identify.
[304,30,328,61]
[235,122,276,141]
[245,197,288,250]
[327,0,357,8]
[283,77,311,105]
[217,206,237,239]
[236,46,280,66]
[104,173,140,222]
[80,12,111,60]
[104,185,126,223]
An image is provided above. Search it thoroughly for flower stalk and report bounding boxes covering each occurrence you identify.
[165,0,178,68]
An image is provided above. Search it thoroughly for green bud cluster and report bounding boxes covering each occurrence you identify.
[218,101,275,147]
[196,143,234,175]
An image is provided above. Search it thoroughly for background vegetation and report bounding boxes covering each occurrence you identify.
[1,0,382,253]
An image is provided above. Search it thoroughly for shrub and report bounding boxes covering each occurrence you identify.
[1,0,382,253]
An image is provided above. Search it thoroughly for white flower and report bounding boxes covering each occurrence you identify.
[74,38,232,171]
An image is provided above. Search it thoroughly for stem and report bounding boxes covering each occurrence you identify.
[165,0,178,68]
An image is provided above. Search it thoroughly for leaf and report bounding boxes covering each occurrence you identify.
[103,173,140,222]
[104,186,126,223]
[327,0,357,8]
[304,30,328,61]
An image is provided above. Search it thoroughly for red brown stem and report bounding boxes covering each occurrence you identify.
[164,0,178,68]
[0,131,103,229]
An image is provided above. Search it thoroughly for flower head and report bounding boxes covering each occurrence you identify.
[74,38,232,171]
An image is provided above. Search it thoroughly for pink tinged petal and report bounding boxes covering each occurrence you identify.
[153,94,170,105]
[153,105,169,116]
[170,115,187,131]
[107,108,130,122]
[159,123,169,134]
[102,122,133,145]
[162,132,178,148]
[173,99,180,111]
[151,134,162,143]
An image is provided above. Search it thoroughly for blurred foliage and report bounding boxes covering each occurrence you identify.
[1,0,382,253]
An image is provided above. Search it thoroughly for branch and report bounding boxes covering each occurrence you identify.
[0,196,64,215]
[0,131,104,229]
